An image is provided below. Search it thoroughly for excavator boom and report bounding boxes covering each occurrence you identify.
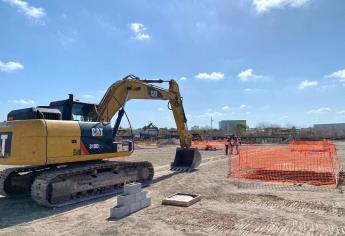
[93,75,201,171]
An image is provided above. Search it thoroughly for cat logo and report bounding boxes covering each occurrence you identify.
[0,132,12,157]
[150,89,158,97]
[91,128,103,137]
[148,87,162,98]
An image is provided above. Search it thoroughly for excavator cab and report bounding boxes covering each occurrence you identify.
[7,94,96,122]
[49,94,96,121]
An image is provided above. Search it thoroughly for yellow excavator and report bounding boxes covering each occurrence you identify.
[0,75,201,207]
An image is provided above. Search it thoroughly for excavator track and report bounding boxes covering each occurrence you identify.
[0,167,18,196]
[31,161,154,207]
[0,166,50,196]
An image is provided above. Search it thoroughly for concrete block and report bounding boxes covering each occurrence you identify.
[124,182,142,195]
[117,194,136,206]
[135,191,148,202]
[129,201,141,213]
[140,197,151,209]
[110,205,130,219]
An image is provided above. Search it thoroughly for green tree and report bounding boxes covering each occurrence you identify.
[234,123,247,136]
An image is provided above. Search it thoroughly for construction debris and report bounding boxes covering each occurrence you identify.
[192,140,226,150]
[110,183,151,219]
[162,193,202,207]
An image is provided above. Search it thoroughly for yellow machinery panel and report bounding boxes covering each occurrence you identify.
[46,120,80,159]
[0,120,47,165]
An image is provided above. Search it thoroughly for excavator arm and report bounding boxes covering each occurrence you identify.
[92,75,201,171]
[92,75,192,148]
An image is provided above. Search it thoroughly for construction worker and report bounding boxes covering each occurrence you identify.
[229,134,236,155]
[235,137,241,155]
[225,136,230,155]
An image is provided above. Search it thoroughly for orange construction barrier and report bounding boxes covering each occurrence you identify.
[289,140,335,152]
[229,141,340,188]
[192,140,227,150]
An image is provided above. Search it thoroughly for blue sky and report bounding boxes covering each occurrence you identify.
[0,0,345,129]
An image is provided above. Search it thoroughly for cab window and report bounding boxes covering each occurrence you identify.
[72,104,92,121]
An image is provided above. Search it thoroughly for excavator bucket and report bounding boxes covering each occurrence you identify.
[170,148,202,172]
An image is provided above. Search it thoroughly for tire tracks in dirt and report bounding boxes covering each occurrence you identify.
[145,206,345,235]
[204,193,345,217]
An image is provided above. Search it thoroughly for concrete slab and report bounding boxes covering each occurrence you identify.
[162,193,202,207]
[141,197,151,209]
[129,201,141,213]
[135,191,147,202]
[110,205,130,219]
[117,194,136,206]
[124,182,142,195]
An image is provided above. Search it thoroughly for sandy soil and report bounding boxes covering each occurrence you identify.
[0,142,344,236]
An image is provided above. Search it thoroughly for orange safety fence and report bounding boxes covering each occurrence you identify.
[229,141,340,188]
[289,140,336,152]
[192,140,227,150]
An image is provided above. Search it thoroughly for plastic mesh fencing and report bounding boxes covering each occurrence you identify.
[229,141,340,188]
[289,140,335,152]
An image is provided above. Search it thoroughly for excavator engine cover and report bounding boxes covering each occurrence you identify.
[171,148,201,172]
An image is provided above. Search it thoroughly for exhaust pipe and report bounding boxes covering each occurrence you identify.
[170,148,202,172]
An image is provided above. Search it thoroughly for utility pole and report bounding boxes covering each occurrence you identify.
[210,117,214,130]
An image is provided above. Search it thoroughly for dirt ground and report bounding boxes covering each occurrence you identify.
[0,142,345,236]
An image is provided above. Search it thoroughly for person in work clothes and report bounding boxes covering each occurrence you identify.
[235,137,241,155]
[229,135,236,155]
[229,135,241,155]
[225,136,231,155]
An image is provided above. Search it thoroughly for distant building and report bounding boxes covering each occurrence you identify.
[219,120,246,134]
[313,123,345,138]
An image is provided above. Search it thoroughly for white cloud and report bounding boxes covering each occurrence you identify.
[158,107,165,112]
[180,77,187,81]
[222,106,231,111]
[326,69,345,84]
[253,0,310,13]
[308,107,332,114]
[195,72,224,80]
[238,69,263,81]
[58,30,78,48]
[3,0,46,20]
[244,88,254,93]
[82,94,95,99]
[327,69,345,79]
[298,80,318,89]
[337,110,345,115]
[203,111,223,117]
[136,33,150,40]
[9,99,35,105]
[240,104,247,109]
[0,61,24,72]
[320,84,336,90]
[128,22,150,41]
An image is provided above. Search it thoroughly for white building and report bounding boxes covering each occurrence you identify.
[219,120,246,134]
